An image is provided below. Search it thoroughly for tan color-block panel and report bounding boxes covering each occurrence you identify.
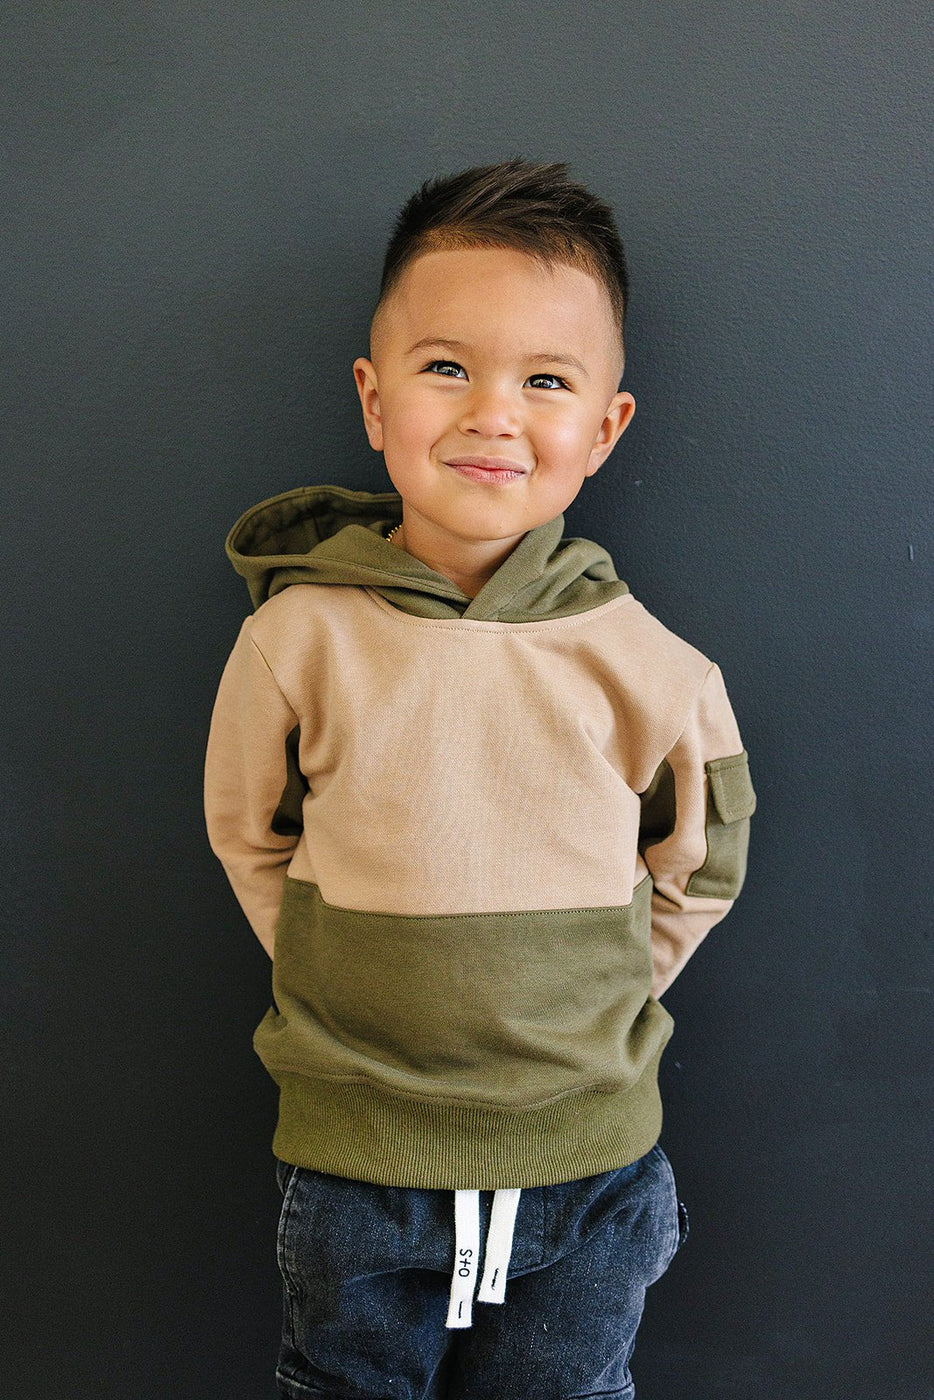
[205,583,751,993]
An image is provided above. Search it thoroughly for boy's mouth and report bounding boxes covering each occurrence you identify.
[445,457,528,483]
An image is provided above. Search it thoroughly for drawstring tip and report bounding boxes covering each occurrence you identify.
[445,1300,474,1329]
[476,1270,507,1305]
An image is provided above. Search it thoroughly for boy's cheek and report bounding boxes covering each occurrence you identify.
[387,405,442,457]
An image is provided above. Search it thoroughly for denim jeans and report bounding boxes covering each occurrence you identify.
[274,1141,689,1400]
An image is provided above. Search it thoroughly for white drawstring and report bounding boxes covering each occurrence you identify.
[477,1187,522,1303]
[446,1190,480,1328]
[446,1188,522,1328]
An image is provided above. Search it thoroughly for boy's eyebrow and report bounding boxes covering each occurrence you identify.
[406,336,590,380]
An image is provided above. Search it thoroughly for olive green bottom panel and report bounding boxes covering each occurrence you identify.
[267,1031,671,1191]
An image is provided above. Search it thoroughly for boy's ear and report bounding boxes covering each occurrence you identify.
[585,392,636,476]
[353,357,384,452]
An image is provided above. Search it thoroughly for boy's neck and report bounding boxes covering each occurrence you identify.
[389,521,527,599]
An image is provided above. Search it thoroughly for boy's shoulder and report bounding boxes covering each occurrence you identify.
[245,576,362,647]
[617,590,714,670]
[609,594,719,732]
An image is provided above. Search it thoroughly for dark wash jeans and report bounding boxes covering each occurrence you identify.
[273,1141,690,1400]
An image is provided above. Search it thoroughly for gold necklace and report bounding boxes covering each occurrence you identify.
[386,524,402,545]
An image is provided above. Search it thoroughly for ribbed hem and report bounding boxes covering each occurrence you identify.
[269,1035,669,1190]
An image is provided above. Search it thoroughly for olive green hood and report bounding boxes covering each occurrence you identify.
[225,484,629,622]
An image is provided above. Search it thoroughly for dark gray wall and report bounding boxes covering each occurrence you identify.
[4,4,931,1397]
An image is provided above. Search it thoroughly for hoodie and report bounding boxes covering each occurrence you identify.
[203,483,756,1327]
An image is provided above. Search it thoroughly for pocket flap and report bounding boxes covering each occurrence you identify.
[705,750,757,823]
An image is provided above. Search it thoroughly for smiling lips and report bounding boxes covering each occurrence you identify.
[445,457,529,483]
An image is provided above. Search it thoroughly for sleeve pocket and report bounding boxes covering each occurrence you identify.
[685,749,757,899]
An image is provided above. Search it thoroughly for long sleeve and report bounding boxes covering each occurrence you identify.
[203,615,306,959]
[640,662,756,999]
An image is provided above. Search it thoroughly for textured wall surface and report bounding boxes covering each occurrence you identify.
[3,3,931,1396]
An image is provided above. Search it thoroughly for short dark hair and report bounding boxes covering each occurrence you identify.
[371,157,629,371]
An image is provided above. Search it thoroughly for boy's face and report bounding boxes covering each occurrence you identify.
[353,246,635,574]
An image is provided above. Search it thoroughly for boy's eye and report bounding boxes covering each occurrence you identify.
[528,373,569,390]
[426,360,467,378]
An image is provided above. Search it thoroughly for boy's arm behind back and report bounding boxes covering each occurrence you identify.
[640,661,756,999]
[203,615,304,959]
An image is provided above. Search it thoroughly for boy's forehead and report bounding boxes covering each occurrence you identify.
[379,246,621,375]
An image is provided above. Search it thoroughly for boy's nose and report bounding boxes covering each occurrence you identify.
[457,386,522,437]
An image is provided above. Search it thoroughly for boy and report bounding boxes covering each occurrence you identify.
[203,159,756,1399]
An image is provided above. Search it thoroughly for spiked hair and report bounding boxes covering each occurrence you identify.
[371,158,629,372]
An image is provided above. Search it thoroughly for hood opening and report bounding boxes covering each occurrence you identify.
[225,483,628,623]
